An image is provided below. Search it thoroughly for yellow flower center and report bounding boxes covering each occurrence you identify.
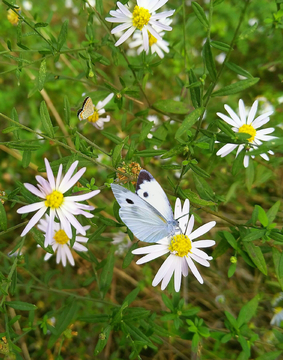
[132,6,151,30]
[53,229,69,245]
[148,31,157,46]
[274,307,283,314]
[238,124,256,142]
[7,8,20,26]
[169,234,192,257]
[45,190,64,209]
[87,110,99,123]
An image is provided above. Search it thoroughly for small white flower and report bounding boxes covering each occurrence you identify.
[105,1,174,51]
[38,215,89,267]
[128,18,172,58]
[216,99,276,168]
[17,159,100,246]
[132,198,216,292]
[112,231,132,256]
[271,307,283,326]
[23,1,32,10]
[78,94,114,130]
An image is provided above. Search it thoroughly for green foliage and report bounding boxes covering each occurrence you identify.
[0,0,283,359]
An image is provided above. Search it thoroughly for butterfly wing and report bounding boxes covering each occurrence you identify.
[77,97,94,120]
[111,184,170,243]
[136,170,174,223]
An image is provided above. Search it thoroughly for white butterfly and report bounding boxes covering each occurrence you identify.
[111,170,179,243]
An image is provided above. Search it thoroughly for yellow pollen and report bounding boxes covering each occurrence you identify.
[132,6,151,30]
[87,110,99,123]
[169,234,192,257]
[148,31,157,47]
[7,8,20,26]
[238,124,256,142]
[45,190,64,209]
[274,307,283,314]
[53,229,69,245]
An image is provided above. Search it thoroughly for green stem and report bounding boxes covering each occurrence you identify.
[76,131,111,156]
[0,112,131,177]
[0,238,24,307]
[0,221,29,237]
[194,0,250,140]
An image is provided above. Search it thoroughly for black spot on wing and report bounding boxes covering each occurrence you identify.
[143,192,148,198]
[136,170,153,192]
[126,198,134,204]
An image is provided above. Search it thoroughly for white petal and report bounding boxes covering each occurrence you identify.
[142,26,149,52]
[20,206,48,236]
[190,221,216,240]
[174,258,182,292]
[256,128,275,135]
[252,112,273,128]
[186,214,195,236]
[186,256,203,284]
[23,183,45,198]
[60,167,86,193]
[17,201,46,214]
[44,158,56,190]
[136,249,169,264]
[55,164,63,190]
[180,199,190,234]
[111,22,132,34]
[247,100,258,125]
[216,112,239,128]
[238,99,246,124]
[174,198,182,222]
[60,209,86,235]
[115,26,136,46]
[65,190,100,202]
[192,240,215,248]
[161,257,178,290]
[181,257,189,277]
[191,247,212,260]
[235,144,244,157]
[189,253,211,267]
[132,244,167,255]
[224,105,242,127]
[97,93,114,110]
[65,246,75,266]
[149,0,167,12]
[57,161,79,193]
[216,143,237,157]
[45,209,55,247]
[117,2,132,17]
[73,242,88,252]
[35,176,52,194]
[44,253,53,261]
[152,255,175,287]
[260,153,269,161]
[243,154,249,168]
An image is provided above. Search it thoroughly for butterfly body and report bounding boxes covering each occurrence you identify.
[111,170,179,243]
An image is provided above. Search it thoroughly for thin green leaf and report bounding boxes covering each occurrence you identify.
[191,2,209,28]
[267,201,281,223]
[153,99,190,115]
[244,243,267,275]
[210,40,231,52]
[212,78,260,97]
[203,40,217,81]
[38,58,47,91]
[123,242,138,269]
[242,229,266,242]
[6,301,37,311]
[57,20,68,50]
[40,101,54,138]
[22,151,31,169]
[225,62,253,79]
[63,95,71,126]
[237,295,259,327]
[0,202,7,231]
[100,248,115,298]
[175,107,204,139]
[94,325,111,355]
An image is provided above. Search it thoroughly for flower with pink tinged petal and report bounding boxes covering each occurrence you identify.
[17,159,100,246]
[216,99,277,168]
[132,198,216,292]
[105,1,174,51]
[38,215,89,267]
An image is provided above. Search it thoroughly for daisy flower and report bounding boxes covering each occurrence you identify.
[132,198,216,292]
[216,99,276,168]
[271,307,283,326]
[128,18,172,58]
[105,1,174,51]
[38,215,89,267]
[17,159,100,246]
[78,93,114,130]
